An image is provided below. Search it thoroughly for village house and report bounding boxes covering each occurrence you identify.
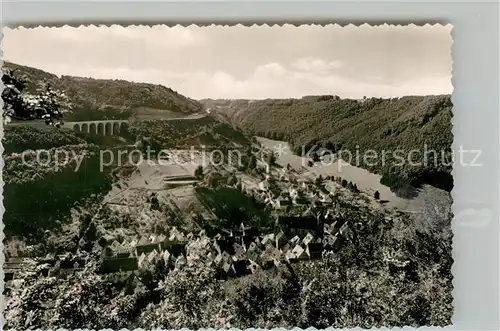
[232,243,246,261]
[284,248,295,262]
[247,259,260,273]
[289,235,301,246]
[339,222,354,241]
[293,244,309,261]
[258,179,269,191]
[289,187,299,204]
[261,233,275,246]
[246,246,261,262]
[302,232,315,246]
[222,260,232,274]
[162,249,171,265]
[275,231,287,248]
[137,253,147,269]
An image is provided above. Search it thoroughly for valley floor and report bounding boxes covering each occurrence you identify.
[3,133,453,329]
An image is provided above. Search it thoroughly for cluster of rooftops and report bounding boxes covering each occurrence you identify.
[4,214,358,285]
[95,214,354,281]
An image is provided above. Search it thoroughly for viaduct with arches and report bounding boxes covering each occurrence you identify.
[61,120,129,136]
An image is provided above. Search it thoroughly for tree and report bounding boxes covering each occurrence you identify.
[311,152,320,162]
[247,155,257,170]
[227,174,238,187]
[2,68,70,125]
[206,172,222,188]
[315,175,324,187]
[194,165,204,179]
[138,264,222,329]
[265,152,277,166]
[374,190,380,200]
[2,69,28,123]
[136,136,162,157]
[35,84,71,126]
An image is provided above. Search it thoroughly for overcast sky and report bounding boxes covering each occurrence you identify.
[2,24,453,99]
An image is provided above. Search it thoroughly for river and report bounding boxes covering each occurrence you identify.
[256,137,452,219]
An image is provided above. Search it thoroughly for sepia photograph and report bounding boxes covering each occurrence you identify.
[2,24,454,329]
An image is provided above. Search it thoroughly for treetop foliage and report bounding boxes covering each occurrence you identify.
[2,67,71,125]
[3,61,203,120]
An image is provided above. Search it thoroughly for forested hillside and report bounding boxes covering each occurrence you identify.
[3,61,203,120]
[202,95,454,192]
[128,115,251,149]
[3,126,86,154]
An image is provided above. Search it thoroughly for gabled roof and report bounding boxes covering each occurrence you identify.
[110,240,121,249]
[261,233,275,245]
[163,249,171,263]
[147,250,158,263]
[137,236,150,246]
[324,234,338,247]
[290,235,300,245]
[247,241,258,252]
[175,255,187,267]
[285,250,296,261]
[156,234,167,243]
[292,244,305,257]
[233,243,246,259]
[214,253,223,265]
[137,253,147,267]
[222,261,232,272]
[302,232,314,246]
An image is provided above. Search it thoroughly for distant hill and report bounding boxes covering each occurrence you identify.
[201,95,454,192]
[128,115,251,149]
[3,61,203,120]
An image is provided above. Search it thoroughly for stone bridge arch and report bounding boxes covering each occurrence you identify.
[97,123,104,135]
[89,123,97,135]
[112,122,120,135]
[62,120,129,136]
[105,122,112,135]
